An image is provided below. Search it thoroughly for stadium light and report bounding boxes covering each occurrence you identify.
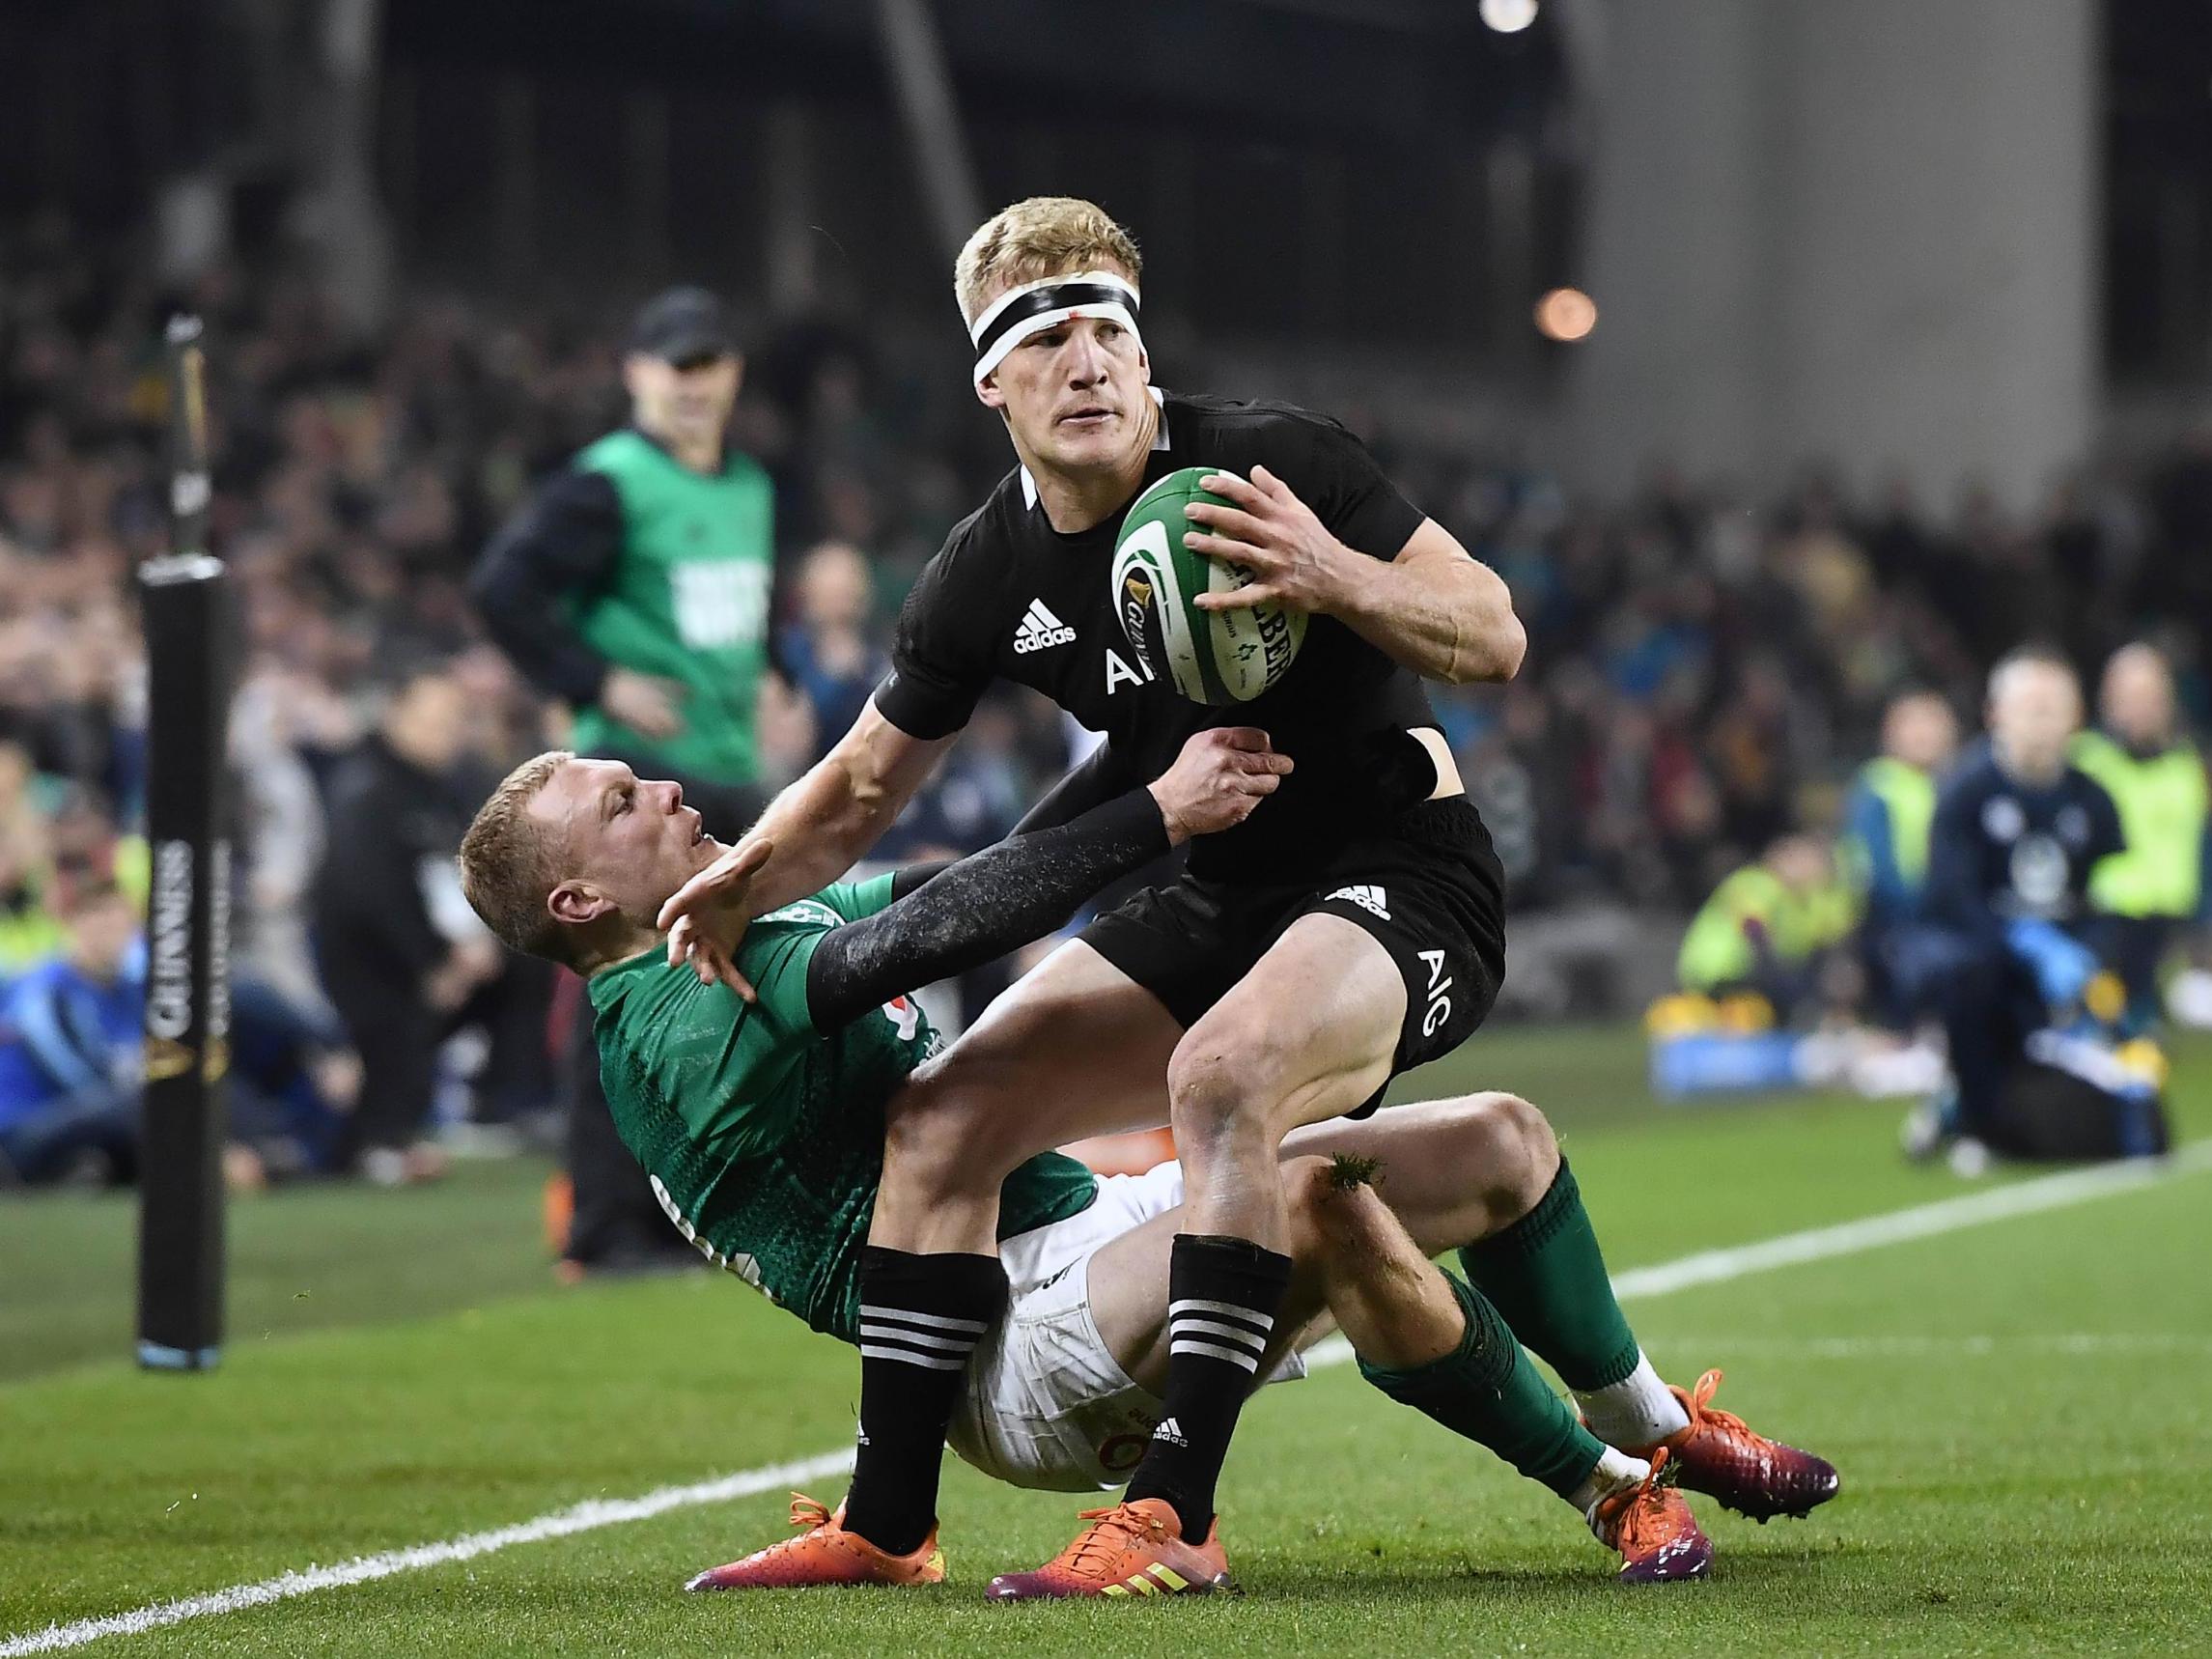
[1534,287,1597,342]
[1479,0,1539,34]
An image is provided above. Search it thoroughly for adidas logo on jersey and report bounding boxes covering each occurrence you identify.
[1013,598,1077,655]
[1150,1417,1190,1448]
[1327,885,1390,921]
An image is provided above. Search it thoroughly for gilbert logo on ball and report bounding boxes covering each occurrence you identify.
[1111,466,1307,705]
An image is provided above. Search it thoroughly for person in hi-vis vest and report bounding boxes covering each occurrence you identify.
[473,286,797,1275]
[1839,689,1959,1027]
[2069,643,2209,1028]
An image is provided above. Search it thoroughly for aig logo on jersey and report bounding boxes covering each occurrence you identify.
[1013,598,1076,655]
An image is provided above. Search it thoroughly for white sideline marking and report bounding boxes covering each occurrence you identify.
[8,1143,2207,1655]
[1302,1140,2212,1373]
[1607,1139,2212,1302]
[1633,1334,2212,1360]
[0,1450,854,1658]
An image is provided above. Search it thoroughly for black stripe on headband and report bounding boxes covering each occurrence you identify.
[970,281,1139,363]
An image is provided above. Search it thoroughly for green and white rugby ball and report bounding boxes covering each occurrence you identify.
[1110,466,1307,705]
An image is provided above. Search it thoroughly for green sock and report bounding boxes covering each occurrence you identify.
[1456,1158,1640,1391]
[1358,1272,1606,1500]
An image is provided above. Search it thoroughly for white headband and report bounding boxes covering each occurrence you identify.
[968,269,1142,384]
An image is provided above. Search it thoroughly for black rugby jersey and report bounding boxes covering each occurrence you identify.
[1924,740,2124,944]
[876,392,1450,881]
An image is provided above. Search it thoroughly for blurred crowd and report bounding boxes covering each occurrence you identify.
[1411,445,2212,914]
[3,218,2208,1184]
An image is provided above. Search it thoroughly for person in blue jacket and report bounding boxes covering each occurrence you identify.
[1839,689,1959,1027]
[0,881,142,1184]
[1905,647,2124,1161]
[0,879,351,1187]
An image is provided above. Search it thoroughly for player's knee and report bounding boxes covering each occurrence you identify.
[1459,1091,1559,1210]
[881,1074,1020,1196]
[878,1102,964,1194]
[1164,1026,1275,1152]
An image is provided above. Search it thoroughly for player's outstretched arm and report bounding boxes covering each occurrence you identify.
[1185,467,1526,685]
[1009,739,1139,834]
[658,699,954,990]
[802,728,1291,1028]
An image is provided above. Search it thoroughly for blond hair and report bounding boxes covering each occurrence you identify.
[954,197,1142,324]
[459,750,574,964]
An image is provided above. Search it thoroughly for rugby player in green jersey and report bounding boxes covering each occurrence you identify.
[459,728,1829,1594]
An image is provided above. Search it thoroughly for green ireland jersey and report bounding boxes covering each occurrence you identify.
[587,874,1098,1341]
[568,429,775,786]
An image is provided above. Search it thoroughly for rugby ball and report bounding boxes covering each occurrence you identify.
[1110,466,1307,705]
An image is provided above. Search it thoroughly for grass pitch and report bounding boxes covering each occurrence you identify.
[3,1024,2208,1657]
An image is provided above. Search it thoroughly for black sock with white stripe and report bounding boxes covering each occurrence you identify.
[1122,1233,1294,1540]
[843,1247,1006,1556]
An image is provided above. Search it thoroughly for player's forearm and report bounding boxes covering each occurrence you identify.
[804,790,1168,1028]
[740,705,946,914]
[741,752,903,915]
[1331,540,1525,687]
[1012,741,1135,834]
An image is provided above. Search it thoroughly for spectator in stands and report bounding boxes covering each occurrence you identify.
[0,872,355,1189]
[2070,642,2208,1026]
[230,666,330,1015]
[0,880,141,1184]
[1675,833,1854,1024]
[0,742,64,979]
[778,540,882,763]
[472,286,796,1272]
[223,976,355,1185]
[310,652,503,1185]
[1841,689,1961,1026]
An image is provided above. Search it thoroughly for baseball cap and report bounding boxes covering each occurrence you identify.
[630,286,737,366]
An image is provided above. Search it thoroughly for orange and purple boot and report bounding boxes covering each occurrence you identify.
[1587,1447,1714,1583]
[1632,1369,1840,1523]
[985,1498,1237,1601]
[685,1494,945,1591]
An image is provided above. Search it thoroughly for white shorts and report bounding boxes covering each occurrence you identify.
[945,1162,1309,1493]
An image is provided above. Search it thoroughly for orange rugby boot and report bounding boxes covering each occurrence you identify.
[1587,1447,1714,1584]
[684,1494,945,1591]
[1632,1368,1841,1523]
[985,1499,1237,1601]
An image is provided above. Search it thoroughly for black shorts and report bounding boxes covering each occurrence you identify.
[1080,797,1507,1116]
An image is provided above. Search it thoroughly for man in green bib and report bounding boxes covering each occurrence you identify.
[2069,644,2208,1026]
[472,285,788,1274]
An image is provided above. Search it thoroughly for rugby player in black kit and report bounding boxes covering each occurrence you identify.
[658,197,1832,1597]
